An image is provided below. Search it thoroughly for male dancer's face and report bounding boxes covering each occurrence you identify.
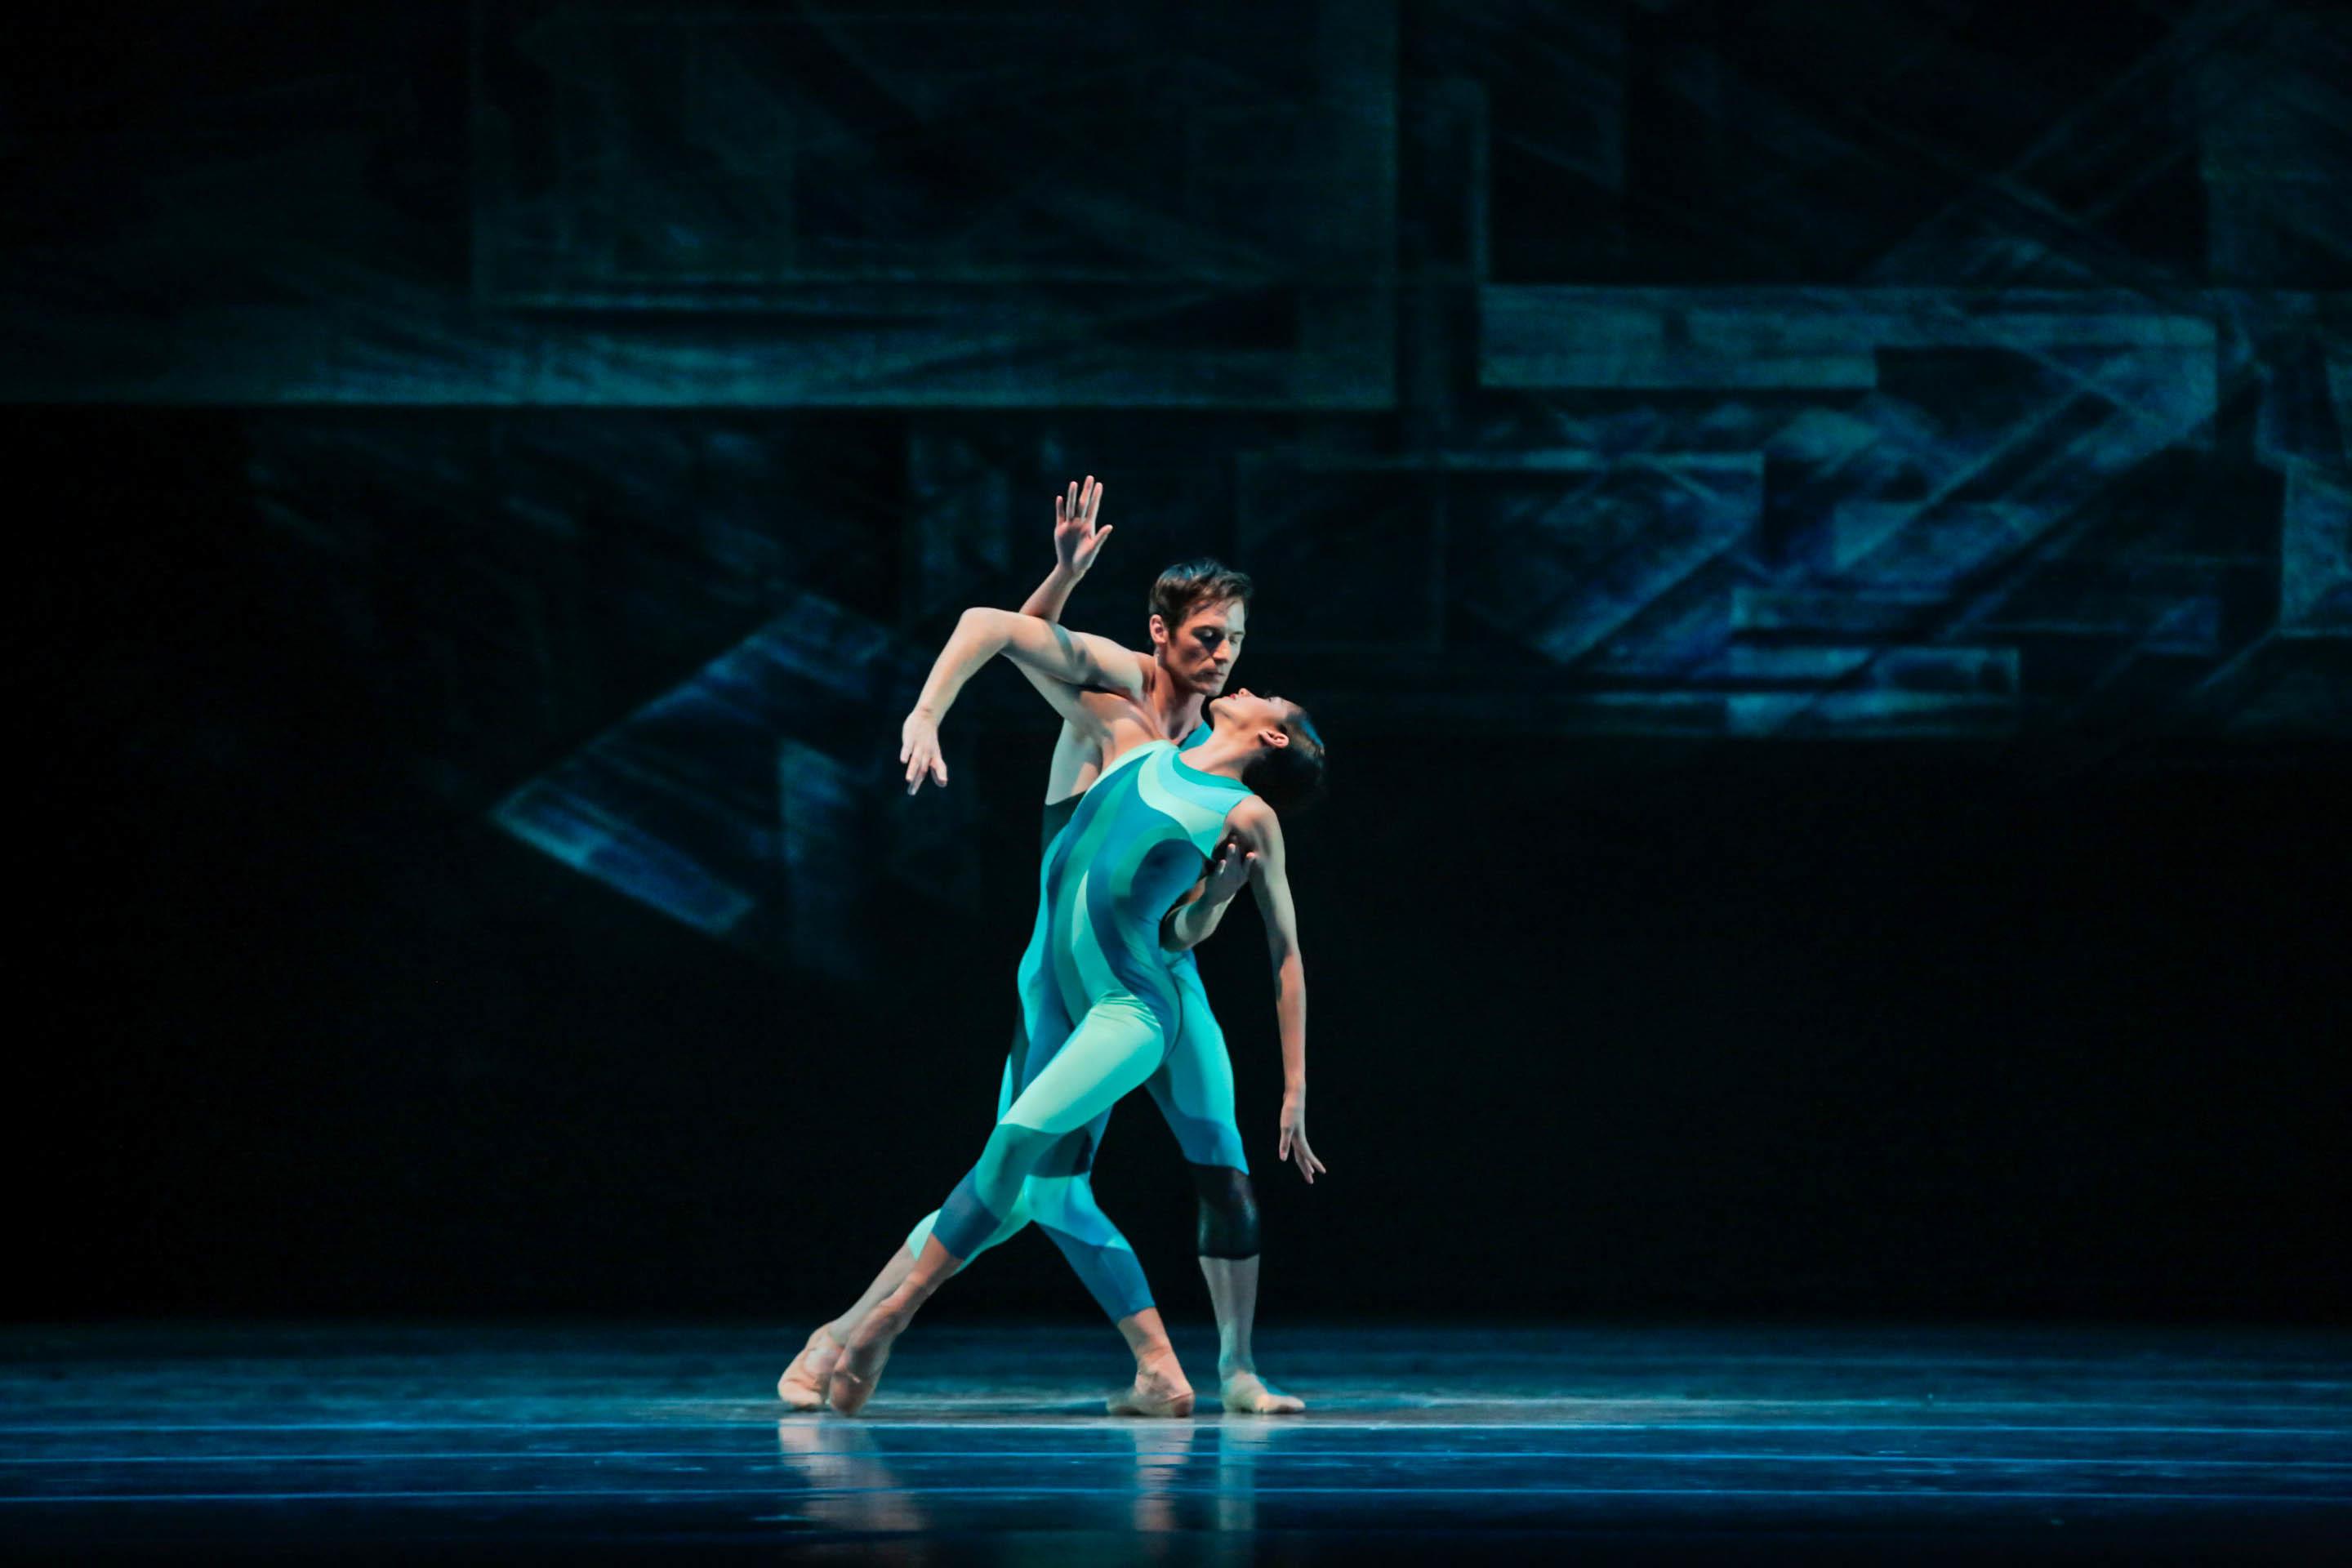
[1151,597,1247,698]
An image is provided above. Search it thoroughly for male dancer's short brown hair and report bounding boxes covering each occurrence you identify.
[1149,559,1254,628]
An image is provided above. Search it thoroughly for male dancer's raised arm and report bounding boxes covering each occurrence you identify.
[1018,475,1111,623]
[1012,477,1123,806]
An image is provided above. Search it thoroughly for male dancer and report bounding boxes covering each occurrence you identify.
[780,537,1325,1417]
[1004,478,1310,1414]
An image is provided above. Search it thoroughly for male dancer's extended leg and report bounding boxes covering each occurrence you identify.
[826,994,1192,1416]
[1146,960,1305,1414]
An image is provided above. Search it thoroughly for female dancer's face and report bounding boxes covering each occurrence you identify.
[1206,688,1299,737]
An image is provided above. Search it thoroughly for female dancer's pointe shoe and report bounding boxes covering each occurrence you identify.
[826,1310,906,1417]
[1107,1359,1196,1419]
[777,1325,844,1411]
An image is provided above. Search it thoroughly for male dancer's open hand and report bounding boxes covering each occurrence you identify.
[1278,1094,1325,1184]
[901,710,947,794]
[1054,475,1111,575]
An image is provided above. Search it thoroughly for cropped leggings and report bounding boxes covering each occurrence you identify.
[903,960,1256,1323]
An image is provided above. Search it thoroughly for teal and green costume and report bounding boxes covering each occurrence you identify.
[903,736,1251,1322]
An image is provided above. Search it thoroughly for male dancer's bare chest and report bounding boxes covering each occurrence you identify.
[1071,687,1179,766]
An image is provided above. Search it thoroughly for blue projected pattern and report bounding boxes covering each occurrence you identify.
[490,595,977,972]
[1,0,2347,913]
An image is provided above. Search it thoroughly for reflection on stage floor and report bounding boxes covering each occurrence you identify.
[4,1323,2347,1562]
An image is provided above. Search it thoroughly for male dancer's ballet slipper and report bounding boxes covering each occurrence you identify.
[1220,1371,1305,1414]
[776,1325,845,1411]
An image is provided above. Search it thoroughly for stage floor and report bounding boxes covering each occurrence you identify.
[3,1322,2347,1563]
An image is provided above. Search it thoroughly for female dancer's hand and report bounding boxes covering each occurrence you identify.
[1277,1094,1325,1184]
[901,710,947,794]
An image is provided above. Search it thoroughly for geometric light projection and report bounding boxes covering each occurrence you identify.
[1447,287,2240,737]
[464,0,1398,410]
[493,592,978,977]
[9,0,2352,750]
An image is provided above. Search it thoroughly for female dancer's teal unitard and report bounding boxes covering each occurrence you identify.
[902,737,1247,1321]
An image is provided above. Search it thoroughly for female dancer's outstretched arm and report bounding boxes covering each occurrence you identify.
[1227,795,1323,1184]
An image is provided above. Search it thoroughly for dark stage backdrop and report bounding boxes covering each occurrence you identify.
[13,1,2351,1324]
